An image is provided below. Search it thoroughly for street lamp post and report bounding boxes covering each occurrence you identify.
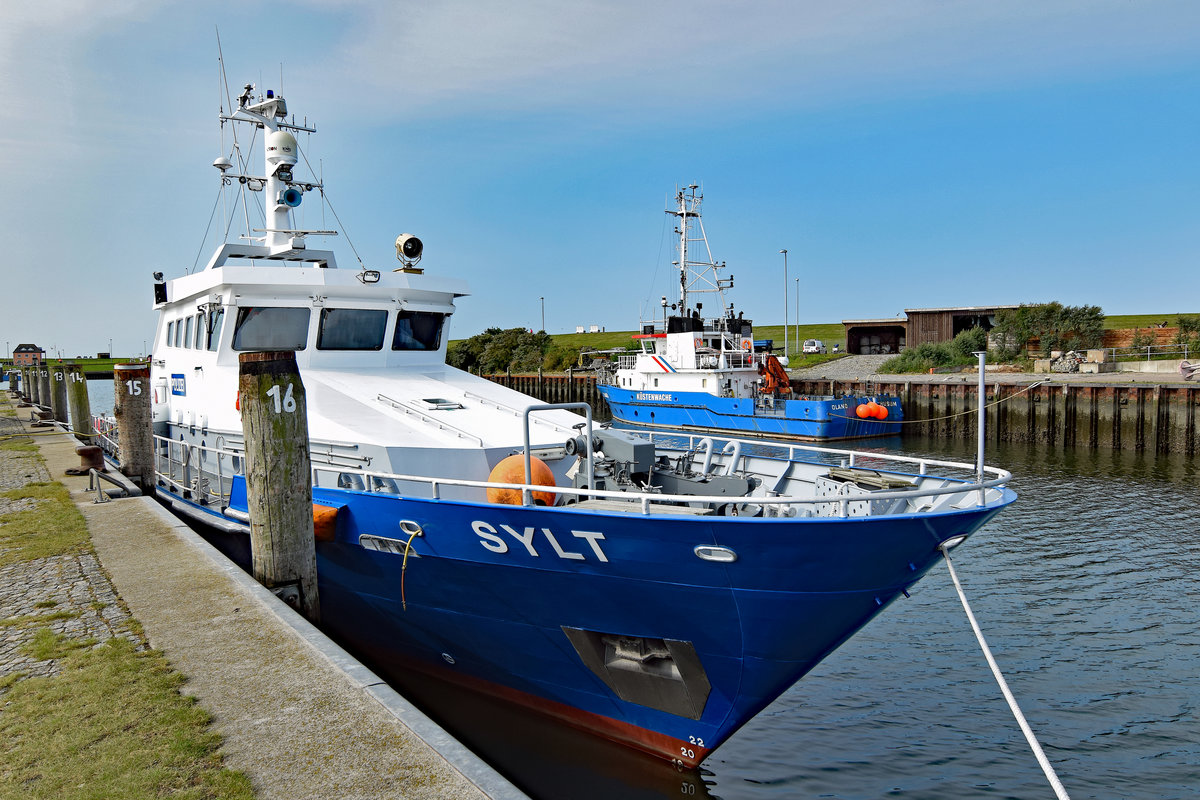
[539,296,545,333]
[779,250,788,358]
[795,277,800,354]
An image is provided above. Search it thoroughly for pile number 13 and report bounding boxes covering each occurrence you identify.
[267,383,297,413]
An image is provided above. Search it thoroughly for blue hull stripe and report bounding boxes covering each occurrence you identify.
[598,386,902,441]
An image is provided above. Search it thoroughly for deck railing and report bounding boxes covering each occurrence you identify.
[137,422,1010,520]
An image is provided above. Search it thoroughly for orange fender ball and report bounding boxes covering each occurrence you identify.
[855,403,871,419]
[875,404,889,420]
[487,454,558,506]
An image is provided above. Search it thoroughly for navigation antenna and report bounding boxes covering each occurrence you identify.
[666,185,734,318]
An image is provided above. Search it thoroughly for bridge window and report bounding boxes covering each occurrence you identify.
[184,316,194,349]
[166,321,175,348]
[206,308,224,351]
[232,307,310,351]
[317,308,387,350]
[392,311,444,351]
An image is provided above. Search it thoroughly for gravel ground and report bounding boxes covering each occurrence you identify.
[788,354,897,381]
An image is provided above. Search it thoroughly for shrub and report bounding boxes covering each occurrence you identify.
[950,326,989,359]
[1174,315,1200,355]
[991,302,1104,358]
[447,328,553,374]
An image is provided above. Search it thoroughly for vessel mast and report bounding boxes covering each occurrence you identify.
[222,85,319,255]
[665,185,731,320]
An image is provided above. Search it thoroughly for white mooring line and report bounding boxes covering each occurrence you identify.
[941,544,1072,800]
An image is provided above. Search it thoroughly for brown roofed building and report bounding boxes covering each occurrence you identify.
[12,343,45,366]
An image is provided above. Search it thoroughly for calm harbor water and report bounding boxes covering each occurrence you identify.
[64,378,1200,797]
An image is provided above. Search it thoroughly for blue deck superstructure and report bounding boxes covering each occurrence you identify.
[123,85,1015,771]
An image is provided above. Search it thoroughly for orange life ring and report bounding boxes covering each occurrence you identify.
[741,340,751,351]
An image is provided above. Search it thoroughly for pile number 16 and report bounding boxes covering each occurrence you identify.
[267,383,297,413]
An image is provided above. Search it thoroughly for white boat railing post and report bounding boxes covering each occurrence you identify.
[975,350,987,506]
[523,403,593,505]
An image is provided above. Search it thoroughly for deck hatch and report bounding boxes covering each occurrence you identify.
[420,398,463,410]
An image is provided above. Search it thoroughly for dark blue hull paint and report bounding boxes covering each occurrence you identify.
[167,475,1012,763]
[598,386,902,441]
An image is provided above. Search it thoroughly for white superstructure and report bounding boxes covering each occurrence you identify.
[150,85,583,498]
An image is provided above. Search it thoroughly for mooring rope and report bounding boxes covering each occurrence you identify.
[824,378,1050,424]
[940,544,1072,799]
[400,527,421,611]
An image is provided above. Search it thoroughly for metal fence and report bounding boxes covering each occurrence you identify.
[1102,344,1191,363]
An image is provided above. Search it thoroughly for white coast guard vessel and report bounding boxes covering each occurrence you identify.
[598,185,901,440]
[124,82,1015,769]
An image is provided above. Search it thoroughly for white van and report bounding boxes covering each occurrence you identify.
[802,339,826,354]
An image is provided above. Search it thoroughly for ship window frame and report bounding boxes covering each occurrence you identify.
[166,321,175,348]
[231,306,311,352]
[391,310,444,352]
[184,316,194,349]
[194,313,205,349]
[206,308,224,352]
[173,319,183,347]
[316,307,388,351]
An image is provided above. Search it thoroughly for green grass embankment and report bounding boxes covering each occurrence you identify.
[0,412,253,800]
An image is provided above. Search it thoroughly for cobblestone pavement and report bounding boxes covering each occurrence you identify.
[0,407,138,690]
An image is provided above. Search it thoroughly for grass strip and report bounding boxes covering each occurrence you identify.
[0,629,253,800]
[0,482,90,566]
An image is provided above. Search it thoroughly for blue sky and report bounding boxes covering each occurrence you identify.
[2,0,1197,357]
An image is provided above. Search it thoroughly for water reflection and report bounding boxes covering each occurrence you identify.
[347,643,720,800]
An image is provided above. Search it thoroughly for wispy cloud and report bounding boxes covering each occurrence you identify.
[311,0,1200,116]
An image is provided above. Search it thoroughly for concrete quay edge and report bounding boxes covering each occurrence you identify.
[137,498,526,800]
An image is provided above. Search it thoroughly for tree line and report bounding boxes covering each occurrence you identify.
[448,328,583,374]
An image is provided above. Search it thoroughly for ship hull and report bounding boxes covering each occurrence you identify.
[163,479,1008,766]
[598,385,902,441]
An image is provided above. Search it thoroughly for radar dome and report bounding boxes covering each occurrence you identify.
[265,130,298,167]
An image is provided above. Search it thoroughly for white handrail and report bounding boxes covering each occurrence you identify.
[147,430,1012,517]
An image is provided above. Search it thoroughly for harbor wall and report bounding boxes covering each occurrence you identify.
[484,370,610,417]
[482,372,1198,456]
[792,378,1198,456]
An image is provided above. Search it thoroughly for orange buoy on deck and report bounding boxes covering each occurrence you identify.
[487,454,558,506]
[855,403,871,419]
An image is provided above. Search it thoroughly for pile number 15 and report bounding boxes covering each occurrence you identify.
[267,383,297,413]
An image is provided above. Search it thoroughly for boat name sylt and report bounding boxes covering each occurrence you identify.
[472,521,610,562]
